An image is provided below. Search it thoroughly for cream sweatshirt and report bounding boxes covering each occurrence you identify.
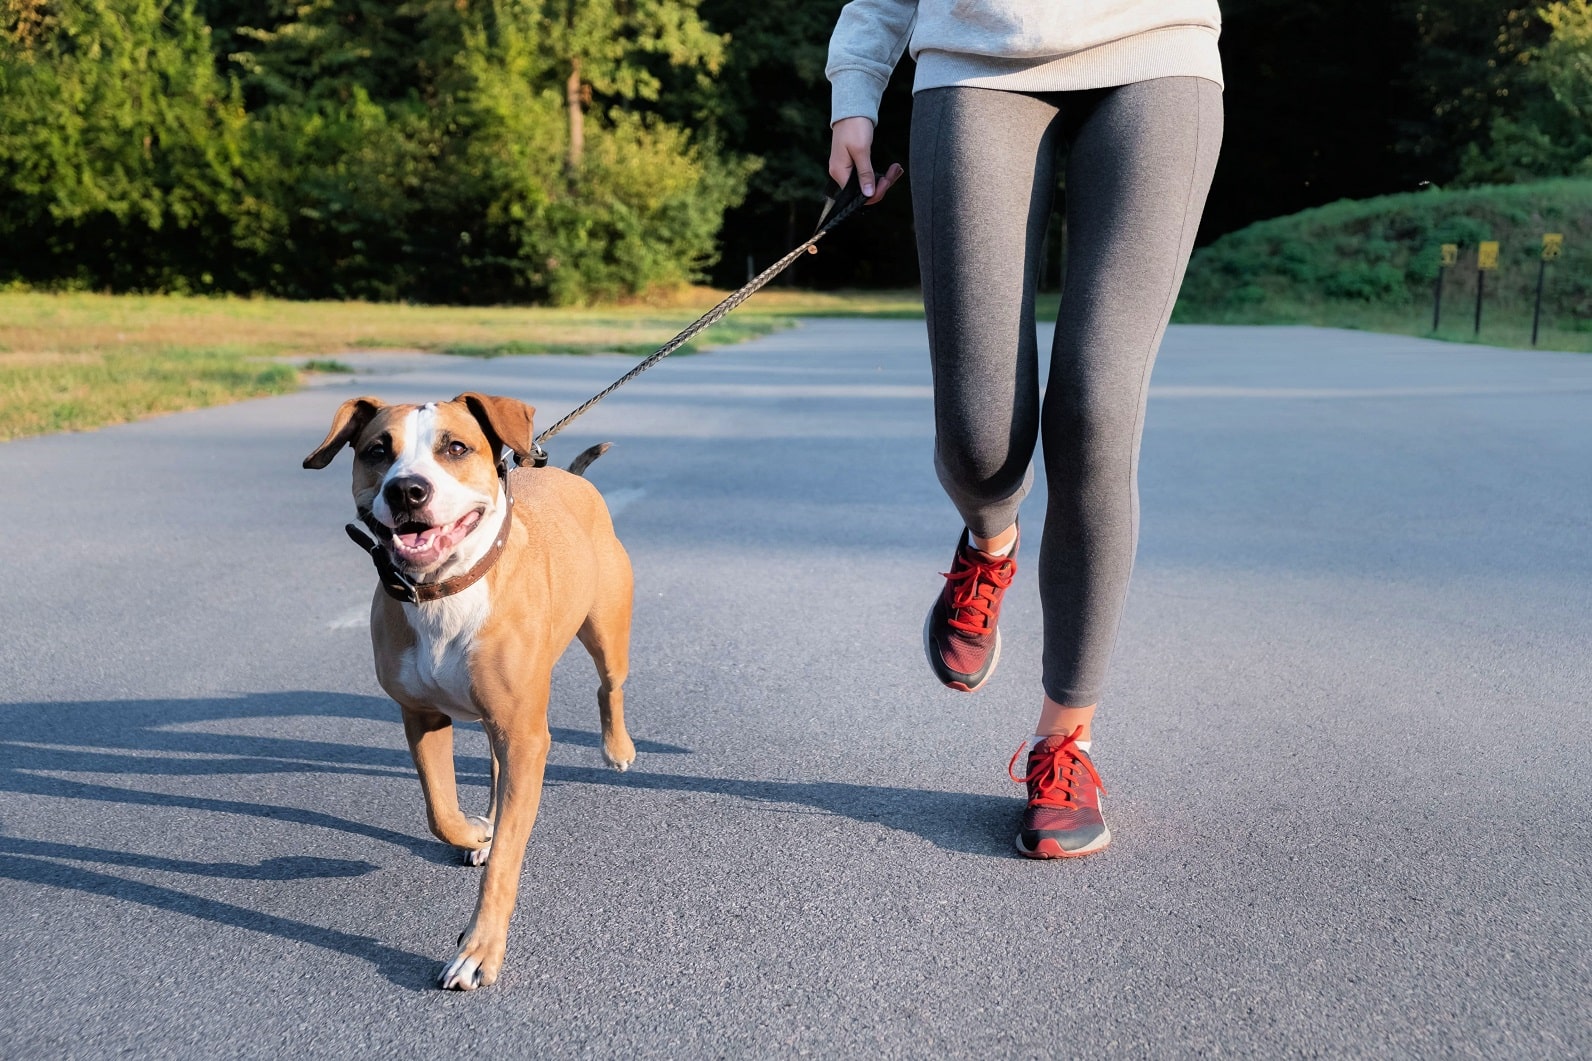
[827,0,1223,125]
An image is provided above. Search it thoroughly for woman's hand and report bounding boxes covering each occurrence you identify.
[829,116,903,203]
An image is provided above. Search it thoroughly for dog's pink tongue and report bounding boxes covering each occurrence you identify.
[435,520,472,550]
[391,512,480,567]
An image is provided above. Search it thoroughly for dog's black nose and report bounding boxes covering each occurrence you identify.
[384,475,432,512]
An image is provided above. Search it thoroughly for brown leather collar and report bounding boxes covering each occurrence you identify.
[347,464,516,605]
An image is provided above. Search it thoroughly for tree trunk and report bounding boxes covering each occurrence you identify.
[566,57,584,174]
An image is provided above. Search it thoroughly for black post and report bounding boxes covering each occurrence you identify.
[1474,269,1485,337]
[1432,265,1445,331]
[1531,258,1547,347]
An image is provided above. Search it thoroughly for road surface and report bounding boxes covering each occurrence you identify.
[1,321,1588,1057]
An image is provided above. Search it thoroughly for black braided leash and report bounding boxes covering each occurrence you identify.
[528,172,879,462]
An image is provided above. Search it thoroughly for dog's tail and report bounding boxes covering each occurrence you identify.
[567,442,612,477]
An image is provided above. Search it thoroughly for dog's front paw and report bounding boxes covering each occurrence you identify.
[438,933,505,991]
[602,734,636,773]
[460,814,492,866]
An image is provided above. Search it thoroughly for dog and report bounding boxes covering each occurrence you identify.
[304,391,635,990]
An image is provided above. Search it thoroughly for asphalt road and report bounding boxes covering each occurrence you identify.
[1,321,1588,1058]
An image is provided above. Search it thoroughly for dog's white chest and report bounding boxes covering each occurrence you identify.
[394,583,491,721]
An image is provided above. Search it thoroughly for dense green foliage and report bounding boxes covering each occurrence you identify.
[1177,179,1592,327]
[1450,1,1592,185]
[0,0,750,303]
[0,0,1587,300]
[0,0,248,290]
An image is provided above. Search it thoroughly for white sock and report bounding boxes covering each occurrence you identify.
[1034,734,1091,753]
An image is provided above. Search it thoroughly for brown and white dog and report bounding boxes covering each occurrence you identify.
[304,392,635,991]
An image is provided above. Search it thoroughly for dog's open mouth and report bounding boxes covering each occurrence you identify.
[385,508,485,569]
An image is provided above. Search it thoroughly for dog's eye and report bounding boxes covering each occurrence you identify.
[361,440,389,461]
[445,441,470,458]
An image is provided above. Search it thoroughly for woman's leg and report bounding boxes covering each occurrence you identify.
[1039,76,1224,711]
[911,86,1064,692]
[910,86,1064,539]
[1011,77,1221,860]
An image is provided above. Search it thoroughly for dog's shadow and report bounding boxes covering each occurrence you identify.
[0,690,1009,989]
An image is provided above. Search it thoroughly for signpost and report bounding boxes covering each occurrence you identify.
[1475,240,1499,337]
[1533,233,1563,346]
[1433,243,1458,331]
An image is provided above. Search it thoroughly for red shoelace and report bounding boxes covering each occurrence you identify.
[941,548,1016,635]
[1008,726,1107,808]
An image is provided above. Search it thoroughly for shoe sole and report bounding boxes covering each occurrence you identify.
[1013,827,1112,859]
[922,607,1001,692]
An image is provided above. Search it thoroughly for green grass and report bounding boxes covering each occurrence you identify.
[1,346,300,441]
[1175,177,1592,353]
[0,287,920,441]
[1171,295,1591,352]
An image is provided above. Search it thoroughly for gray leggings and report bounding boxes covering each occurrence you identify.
[910,77,1223,707]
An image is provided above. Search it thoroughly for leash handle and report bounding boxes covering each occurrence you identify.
[533,170,886,449]
[813,170,869,236]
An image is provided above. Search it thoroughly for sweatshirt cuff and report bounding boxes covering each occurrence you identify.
[830,68,889,126]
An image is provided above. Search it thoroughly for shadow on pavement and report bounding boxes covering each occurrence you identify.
[0,689,1013,985]
[0,834,377,880]
[0,691,694,858]
[0,852,436,989]
[0,691,1003,858]
[547,764,1016,858]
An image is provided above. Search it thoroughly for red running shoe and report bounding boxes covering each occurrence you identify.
[923,527,1017,692]
[1009,727,1111,858]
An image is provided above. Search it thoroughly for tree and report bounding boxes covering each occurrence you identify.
[1394,2,1545,183]
[215,0,749,301]
[531,0,725,174]
[1453,1,1592,183]
[1538,0,1592,118]
[0,0,248,288]
[448,0,753,302]
[697,0,919,289]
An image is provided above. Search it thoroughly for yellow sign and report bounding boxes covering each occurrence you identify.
[1478,241,1500,271]
[1543,233,1563,261]
[1440,243,1458,267]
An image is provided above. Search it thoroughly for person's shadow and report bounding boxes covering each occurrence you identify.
[0,691,1009,988]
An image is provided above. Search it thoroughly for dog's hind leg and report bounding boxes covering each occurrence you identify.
[576,561,636,772]
[401,705,494,859]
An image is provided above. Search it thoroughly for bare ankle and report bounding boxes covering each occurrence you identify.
[971,524,1018,556]
[1035,697,1096,741]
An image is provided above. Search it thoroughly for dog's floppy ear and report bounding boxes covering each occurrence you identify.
[456,392,536,466]
[303,397,384,469]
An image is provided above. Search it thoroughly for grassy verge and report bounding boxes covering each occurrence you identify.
[1174,178,1592,354]
[19,244,1576,444]
[2,347,302,442]
[1174,296,1592,353]
[0,287,928,441]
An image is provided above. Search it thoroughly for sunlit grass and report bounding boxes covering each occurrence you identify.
[13,281,1569,443]
[0,344,301,440]
[0,287,927,441]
